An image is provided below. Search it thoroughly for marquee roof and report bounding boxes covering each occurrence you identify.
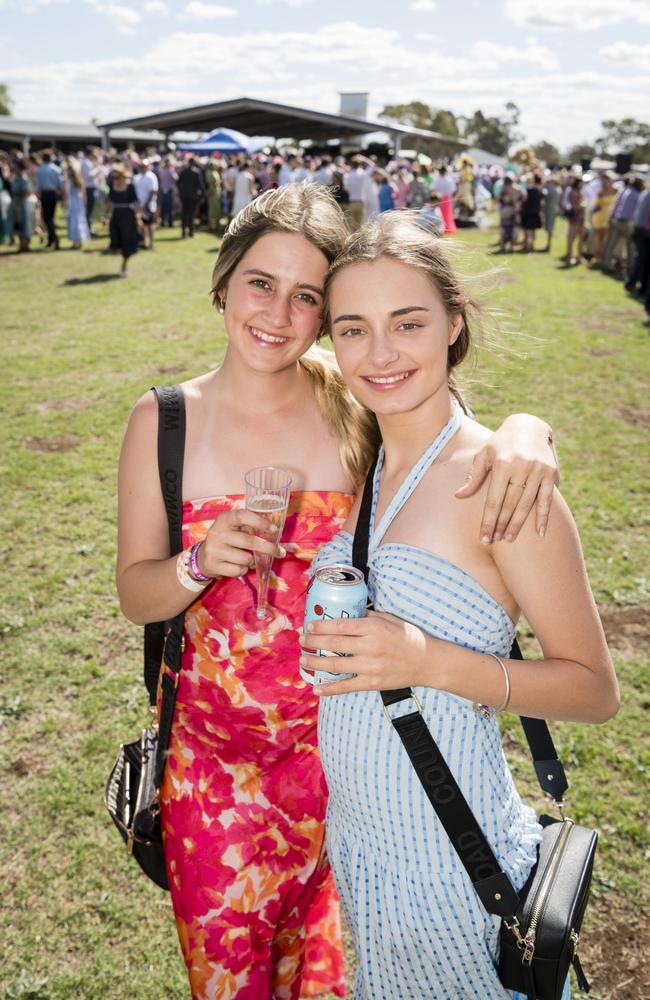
[101,96,468,148]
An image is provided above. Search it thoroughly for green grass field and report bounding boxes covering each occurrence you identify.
[1,216,648,999]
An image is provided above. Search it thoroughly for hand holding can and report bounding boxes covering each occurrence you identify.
[301,564,367,686]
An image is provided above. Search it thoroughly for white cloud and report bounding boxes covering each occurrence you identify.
[411,0,436,10]
[600,40,650,70]
[504,0,650,31]
[179,1,237,18]
[256,0,314,7]
[470,40,559,71]
[102,3,141,26]
[144,0,168,11]
[5,21,649,149]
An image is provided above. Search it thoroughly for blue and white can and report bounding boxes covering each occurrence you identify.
[301,564,368,686]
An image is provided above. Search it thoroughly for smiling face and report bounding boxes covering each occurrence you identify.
[222,231,329,374]
[328,256,463,421]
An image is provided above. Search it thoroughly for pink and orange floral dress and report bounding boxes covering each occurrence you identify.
[160,490,352,1000]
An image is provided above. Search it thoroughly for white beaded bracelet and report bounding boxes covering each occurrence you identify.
[176,548,206,593]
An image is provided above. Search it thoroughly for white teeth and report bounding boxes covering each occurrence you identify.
[365,372,411,384]
[250,327,288,344]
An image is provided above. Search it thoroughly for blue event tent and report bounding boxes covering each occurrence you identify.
[177,126,250,154]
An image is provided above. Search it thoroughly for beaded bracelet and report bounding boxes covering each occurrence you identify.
[188,541,212,584]
[176,548,206,593]
[473,653,511,719]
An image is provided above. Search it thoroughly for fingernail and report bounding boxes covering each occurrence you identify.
[539,526,545,537]
[299,656,305,667]
[493,532,502,542]
[278,546,286,558]
[505,533,513,543]
[481,534,491,545]
[307,622,314,633]
[298,634,305,645]
[465,473,472,482]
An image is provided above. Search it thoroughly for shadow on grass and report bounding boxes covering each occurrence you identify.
[62,273,123,286]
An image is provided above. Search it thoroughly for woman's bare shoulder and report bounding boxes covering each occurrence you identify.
[128,370,218,423]
[447,414,493,472]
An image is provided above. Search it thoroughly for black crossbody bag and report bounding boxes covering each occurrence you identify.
[104,385,187,891]
[351,458,597,1000]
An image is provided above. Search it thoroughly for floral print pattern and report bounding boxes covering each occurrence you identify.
[160,491,353,999]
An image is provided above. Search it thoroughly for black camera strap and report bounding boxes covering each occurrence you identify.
[351,458,569,918]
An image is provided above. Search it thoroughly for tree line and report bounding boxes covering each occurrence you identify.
[380,100,650,165]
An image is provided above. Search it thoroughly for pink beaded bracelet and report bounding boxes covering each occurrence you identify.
[188,541,212,584]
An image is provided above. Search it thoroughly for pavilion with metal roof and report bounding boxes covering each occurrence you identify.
[0,116,165,154]
[101,96,468,154]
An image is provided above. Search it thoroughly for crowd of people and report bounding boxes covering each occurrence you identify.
[1,143,648,319]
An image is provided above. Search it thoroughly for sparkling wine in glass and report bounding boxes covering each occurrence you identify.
[244,467,292,625]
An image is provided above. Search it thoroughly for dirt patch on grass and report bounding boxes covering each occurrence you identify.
[617,405,650,430]
[161,326,190,341]
[24,434,80,453]
[597,603,650,657]
[585,896,650,999]
[35,398,89,414]
[581,305,638,338]
[154,363,187,375]
[585,348,617,357]
[581,319,624,336]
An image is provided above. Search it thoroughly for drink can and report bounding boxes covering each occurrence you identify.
[301,564,368,686]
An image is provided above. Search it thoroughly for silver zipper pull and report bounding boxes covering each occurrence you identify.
[522,929,536,965]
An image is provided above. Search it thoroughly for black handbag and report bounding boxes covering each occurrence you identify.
[351,458,596,1000]
[104,385,187,891]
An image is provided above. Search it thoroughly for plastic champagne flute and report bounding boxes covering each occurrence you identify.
[243,467,292,625]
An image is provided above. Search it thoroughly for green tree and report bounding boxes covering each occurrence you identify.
[380,102,460,138]
[0,84,12,117]
[429,109,460,138]
[380,101,435,130]
[565,143,596,165]
[532,140,561,165]
[461,102,522,155]
[595,118,650,162]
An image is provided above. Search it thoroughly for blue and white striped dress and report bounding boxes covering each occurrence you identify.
[315,405,570,1000]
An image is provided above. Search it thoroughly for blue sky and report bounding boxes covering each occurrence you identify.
[1,0,649,149]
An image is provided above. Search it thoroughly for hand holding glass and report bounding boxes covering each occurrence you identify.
[244,467,292,624]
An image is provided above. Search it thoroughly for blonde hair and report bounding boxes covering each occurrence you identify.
[210,182,380,487]
[324,212,491,410]
[67,156,83,190]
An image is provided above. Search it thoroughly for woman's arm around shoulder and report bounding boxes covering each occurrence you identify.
[454,410,559,543]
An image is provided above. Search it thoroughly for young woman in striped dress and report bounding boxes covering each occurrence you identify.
[300,212,619,1000]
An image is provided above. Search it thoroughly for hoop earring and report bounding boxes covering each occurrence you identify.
[218,298,226,315]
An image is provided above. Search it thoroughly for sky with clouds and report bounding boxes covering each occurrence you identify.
[1,0,649,150]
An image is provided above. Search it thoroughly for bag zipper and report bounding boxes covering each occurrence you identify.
[520,819,574,964]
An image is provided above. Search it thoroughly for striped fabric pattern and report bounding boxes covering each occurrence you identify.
[314,405,570,1000]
